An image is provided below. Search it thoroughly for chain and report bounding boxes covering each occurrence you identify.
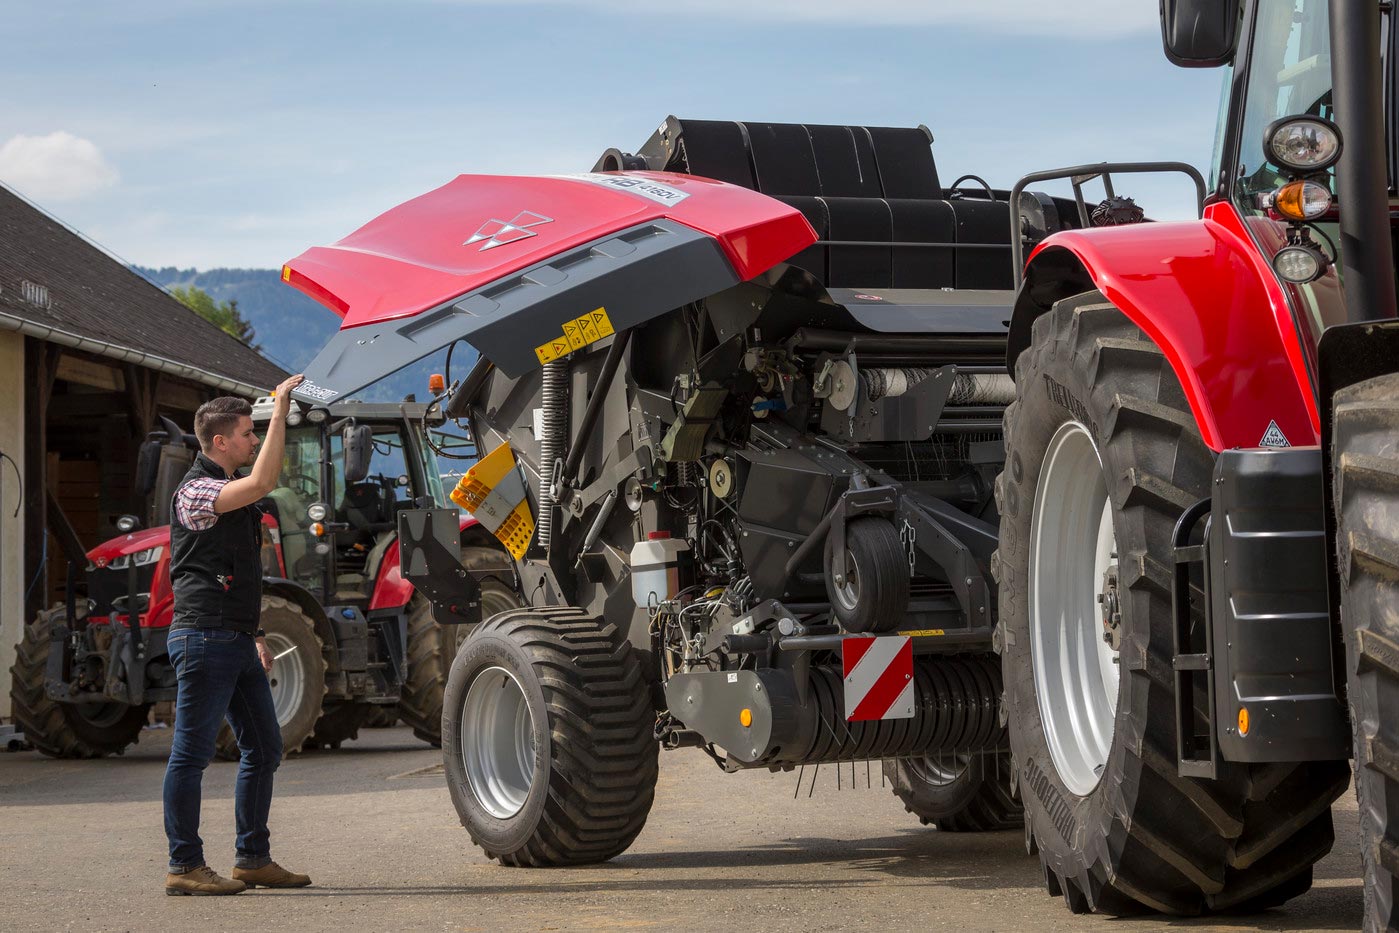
[899,519,916,575]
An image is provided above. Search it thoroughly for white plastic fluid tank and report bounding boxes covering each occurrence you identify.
[630,531,690,609]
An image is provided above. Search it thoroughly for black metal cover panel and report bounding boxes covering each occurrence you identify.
[825,288,1014,334]
[1210,447,1350,762]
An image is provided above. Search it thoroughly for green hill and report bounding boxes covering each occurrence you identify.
[135,266,466,402]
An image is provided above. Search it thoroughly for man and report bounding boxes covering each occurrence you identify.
[162,375,313,896]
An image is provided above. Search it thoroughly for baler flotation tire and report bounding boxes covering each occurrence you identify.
[996,290,1348,916]
[8,606,150,758]
[442,606,658,866]
[399,547,522,747]
[884,748,1022,831]
[213,594,327,760]
[1334,371,1399,933]
[825,516,910,634]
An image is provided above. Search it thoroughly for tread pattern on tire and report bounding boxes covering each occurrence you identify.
[448,606,658,867]
[1334,372,1399,933]
[997,291,1349,916]
[399,547,522,746]
[884,750,1023,831]
[8,606,149,758]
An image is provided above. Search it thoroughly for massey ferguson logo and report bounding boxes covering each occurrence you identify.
[464,211,553,251]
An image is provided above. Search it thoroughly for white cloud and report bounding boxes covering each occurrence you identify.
[450,0,1155,38]
[0,132,120,201]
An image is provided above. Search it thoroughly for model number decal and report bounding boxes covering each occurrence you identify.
[296,381,339,402]
[557,173,691,205]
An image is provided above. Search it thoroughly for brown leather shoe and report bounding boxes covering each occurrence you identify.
[231,861,312,888]
[165,866,247,896]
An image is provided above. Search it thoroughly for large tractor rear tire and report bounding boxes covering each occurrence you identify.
[442,607,658,866]
[996,291,1348,915]
[884,750,1022,831]
[9,606,150,758]
[1334,371,1399,933]
[213,595,326,760]
[399,546,522,746]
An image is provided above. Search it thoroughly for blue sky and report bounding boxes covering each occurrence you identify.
[0,0,1225,271]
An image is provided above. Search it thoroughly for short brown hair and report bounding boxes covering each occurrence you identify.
[194,396,253,451]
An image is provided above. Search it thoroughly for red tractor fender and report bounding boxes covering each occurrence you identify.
[368,513,488,611]
[1008,200,1318,452]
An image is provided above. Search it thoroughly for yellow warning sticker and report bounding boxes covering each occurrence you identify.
[897,629,946,637]
[534,307,618,367]
[588,306,614,338]
[534,336,570,365]
[576,316,599,344]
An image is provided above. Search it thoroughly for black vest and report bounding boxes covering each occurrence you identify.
[169,454,263,632]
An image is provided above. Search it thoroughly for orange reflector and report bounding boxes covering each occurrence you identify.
[739,708,753,728]
[1238,706,1250,736]
[428,372,446,393]
[280,265,291,282]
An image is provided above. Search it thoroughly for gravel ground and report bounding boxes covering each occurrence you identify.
[0,724,1364,932]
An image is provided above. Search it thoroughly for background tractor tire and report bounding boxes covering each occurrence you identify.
[214,594,327,760]
[996,291,1348,916]
[442,607,658,866]
[884,750,1022,831]
[9,606,150,758]
[1334,371,1399,933]
[825,517,910,634]
[362,705,399,728]
[399,546,522,746]
[306,701,375,749]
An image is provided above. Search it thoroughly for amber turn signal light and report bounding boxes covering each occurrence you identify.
[1238,706,1250,737]
[1273,179,1332,221]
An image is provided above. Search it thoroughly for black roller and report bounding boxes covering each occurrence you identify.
[776,655,1004,766]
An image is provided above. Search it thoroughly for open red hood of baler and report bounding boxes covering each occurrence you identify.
[284,171,815,402]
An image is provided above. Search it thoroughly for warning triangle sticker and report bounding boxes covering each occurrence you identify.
[1259,420,1291,448]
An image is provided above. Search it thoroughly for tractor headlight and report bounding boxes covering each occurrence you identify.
[286,410,303,426]
[1266,116,1342,174]
[306,408,328,424]
[306,502,329,522]
[131,545,164,567]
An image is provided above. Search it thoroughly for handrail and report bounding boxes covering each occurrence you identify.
[1009,161,1208,287]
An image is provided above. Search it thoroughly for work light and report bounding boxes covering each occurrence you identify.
[1266,116,1342,174]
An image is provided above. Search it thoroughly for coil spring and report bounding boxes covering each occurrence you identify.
[537,360,569,550]
[784,655,1004,765]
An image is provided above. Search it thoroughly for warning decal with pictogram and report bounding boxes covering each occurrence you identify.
[842,635,915,721]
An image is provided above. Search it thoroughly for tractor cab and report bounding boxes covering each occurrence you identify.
[248,396,454,607]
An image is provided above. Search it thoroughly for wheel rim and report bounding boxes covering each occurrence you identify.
[461,665,536,819]
[264,632,308,727]
[832,550,862,612]
[1029,421,1120,797]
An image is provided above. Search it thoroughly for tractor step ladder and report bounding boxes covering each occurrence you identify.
[1171,497,1219,780]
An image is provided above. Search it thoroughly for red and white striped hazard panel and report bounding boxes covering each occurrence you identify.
[842,635,914,721]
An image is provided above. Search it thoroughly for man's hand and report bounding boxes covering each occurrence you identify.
[256,636,274,674]
[274,374,306,416]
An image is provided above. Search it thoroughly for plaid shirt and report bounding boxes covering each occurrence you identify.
[174,477,229,532]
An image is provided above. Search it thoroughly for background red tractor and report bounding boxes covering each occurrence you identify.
[9,395,521,759]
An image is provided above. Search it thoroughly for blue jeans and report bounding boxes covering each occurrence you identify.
[162,627,283,872]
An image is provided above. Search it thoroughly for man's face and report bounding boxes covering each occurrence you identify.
[215,415,260,467]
